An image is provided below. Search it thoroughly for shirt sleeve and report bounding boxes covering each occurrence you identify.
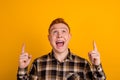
[85,60,106,80]
[17,60,37,80]
[92,64,106,80]
[17,67,28,80]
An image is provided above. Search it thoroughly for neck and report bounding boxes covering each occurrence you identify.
[53,49,69,62]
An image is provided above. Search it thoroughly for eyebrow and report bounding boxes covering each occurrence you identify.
[50,26,69,31]
[52,27,68,30]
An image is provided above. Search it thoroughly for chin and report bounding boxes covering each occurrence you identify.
[54,47,67,53]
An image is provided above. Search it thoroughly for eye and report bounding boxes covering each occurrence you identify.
[62,30,66,33]
[52,30,58,34]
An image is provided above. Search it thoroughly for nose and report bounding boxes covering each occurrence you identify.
[57,32,62,38]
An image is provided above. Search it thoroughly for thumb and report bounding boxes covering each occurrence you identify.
[28,55,32,59]
[27,55,32,64]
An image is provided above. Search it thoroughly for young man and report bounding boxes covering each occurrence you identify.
[17,18,106,80]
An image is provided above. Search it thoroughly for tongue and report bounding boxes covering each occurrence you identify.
[57,42,64,47]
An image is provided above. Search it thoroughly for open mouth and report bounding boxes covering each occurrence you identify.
[56,41,64,47]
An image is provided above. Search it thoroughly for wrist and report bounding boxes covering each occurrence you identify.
[93,64,102,71]
[18,67,28,71]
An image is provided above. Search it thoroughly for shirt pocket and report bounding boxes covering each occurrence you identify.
[65,72,85,80]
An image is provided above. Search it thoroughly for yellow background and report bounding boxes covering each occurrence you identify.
[0,0,120,80]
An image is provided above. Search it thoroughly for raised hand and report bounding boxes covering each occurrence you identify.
[88,41,100,65]
[19,43,32,68]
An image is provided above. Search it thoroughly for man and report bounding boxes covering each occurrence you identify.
[17,18,106,80]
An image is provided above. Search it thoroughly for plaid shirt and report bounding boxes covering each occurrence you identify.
[17,50,106,80]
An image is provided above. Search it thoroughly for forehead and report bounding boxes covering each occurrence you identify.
[50,23,69,31]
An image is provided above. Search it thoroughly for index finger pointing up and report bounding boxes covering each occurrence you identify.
[21,43,25,54]
[93,41,98,51]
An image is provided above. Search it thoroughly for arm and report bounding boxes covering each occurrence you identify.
[92,64,106,80]
[88,41,106,80]
[17,60,38,80]
[85,61,106,80]
[17,67,28,80]
[17,44,32,80]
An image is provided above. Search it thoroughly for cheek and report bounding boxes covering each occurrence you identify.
[49,36,56,42]
[65,35,70,40]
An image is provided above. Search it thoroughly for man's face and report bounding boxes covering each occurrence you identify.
[48,23,71,53]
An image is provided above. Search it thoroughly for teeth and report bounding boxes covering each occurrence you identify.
[56,41,64,45]
[56,40,64,43]
[56,42,63,44]
[57,41,63,43]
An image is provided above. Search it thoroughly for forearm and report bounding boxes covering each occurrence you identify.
[17,67,29,80]
[92,64,106,80]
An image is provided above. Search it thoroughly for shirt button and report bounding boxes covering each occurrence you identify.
[97,67,102,71]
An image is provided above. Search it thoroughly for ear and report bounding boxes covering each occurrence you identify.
[69,33,72,39]
[67,33,71,42]
[48,34,50,41]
